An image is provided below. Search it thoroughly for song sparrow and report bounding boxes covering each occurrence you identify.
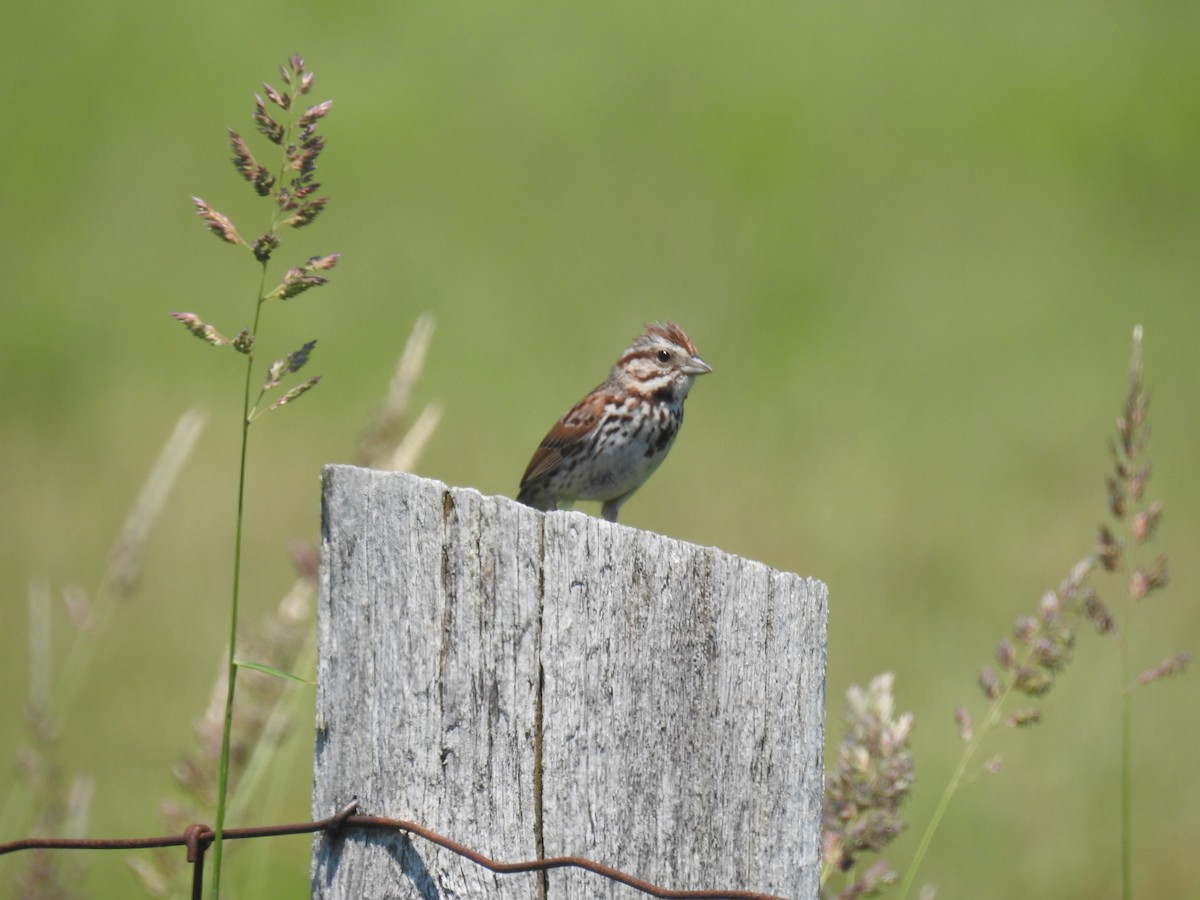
[517,321,711,522]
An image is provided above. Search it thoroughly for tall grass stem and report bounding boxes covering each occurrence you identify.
[1121,623,1133,900]
[210,283,267,898]
[897,681,1013,900]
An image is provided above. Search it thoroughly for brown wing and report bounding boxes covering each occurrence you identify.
[519,391,606,487]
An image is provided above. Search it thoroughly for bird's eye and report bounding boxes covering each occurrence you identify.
[656,349,671,364]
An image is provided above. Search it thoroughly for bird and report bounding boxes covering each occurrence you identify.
[516,321,711,522]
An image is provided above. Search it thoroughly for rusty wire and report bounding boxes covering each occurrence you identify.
[0,800,787,900]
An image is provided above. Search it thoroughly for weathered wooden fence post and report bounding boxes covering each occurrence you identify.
[312,465,827,898]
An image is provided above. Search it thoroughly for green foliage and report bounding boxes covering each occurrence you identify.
[233,659,314,686]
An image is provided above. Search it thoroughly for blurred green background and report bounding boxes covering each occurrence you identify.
[2,1,1197,897]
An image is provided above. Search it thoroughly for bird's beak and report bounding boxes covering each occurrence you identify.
[682,355,712,377]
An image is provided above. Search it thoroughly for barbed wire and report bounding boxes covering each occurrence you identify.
[0,799,787,900]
